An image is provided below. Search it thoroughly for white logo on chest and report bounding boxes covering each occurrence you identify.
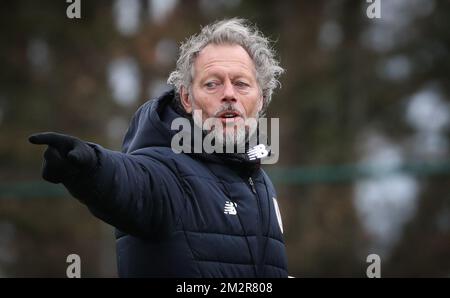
[224,201,237,215]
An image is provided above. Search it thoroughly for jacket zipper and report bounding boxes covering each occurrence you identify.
[248,177,257,194]
[248,176,264,277]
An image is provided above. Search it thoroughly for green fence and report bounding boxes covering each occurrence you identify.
[2,160,450,199]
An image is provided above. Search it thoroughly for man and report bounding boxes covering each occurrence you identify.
[29,18,288,278]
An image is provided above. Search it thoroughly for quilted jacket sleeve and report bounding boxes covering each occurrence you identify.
[62,144,181,239]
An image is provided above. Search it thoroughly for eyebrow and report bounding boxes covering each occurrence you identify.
[199,70,254,82]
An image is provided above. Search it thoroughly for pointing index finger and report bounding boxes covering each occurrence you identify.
[28,132,71,147]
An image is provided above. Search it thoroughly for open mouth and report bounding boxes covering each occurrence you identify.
[216,111,241,120]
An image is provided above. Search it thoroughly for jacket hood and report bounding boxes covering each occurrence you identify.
[122,89,182,154]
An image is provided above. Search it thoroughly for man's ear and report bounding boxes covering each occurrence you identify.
[180,86,192,114]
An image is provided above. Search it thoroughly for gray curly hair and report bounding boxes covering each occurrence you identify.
[167,18,284,115]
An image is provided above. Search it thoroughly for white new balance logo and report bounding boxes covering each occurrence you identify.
[224,201,237,215]
[247,144,269,160]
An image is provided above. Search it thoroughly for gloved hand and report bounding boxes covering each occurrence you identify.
[28,132,98,184]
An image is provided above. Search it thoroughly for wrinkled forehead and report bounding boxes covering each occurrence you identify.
[192,43,257,78]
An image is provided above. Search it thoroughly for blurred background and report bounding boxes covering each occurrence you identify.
[0,0,449,277]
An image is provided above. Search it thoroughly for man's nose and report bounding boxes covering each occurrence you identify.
[221,80,236,103]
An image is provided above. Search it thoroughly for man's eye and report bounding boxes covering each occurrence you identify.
[205,82,219,89]
[235,81,249,88]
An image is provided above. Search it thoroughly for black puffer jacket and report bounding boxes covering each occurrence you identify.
[67,90,288,277]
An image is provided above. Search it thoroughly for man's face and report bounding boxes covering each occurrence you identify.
[180,43,263,146]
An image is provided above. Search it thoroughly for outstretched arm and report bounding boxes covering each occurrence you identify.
[29,132,176,238]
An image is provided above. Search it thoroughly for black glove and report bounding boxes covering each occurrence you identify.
[29,132,98,184]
